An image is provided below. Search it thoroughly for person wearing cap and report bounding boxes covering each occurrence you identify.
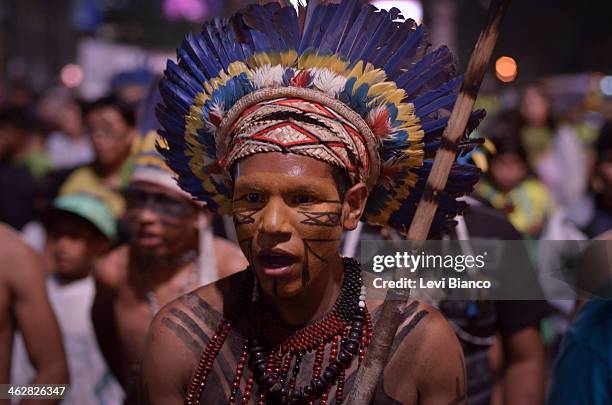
[0,223,69,403]
[91,132,247,402]
[9,193,124,404]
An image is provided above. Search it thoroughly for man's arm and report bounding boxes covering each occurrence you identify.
[377,302,467,405]
[139,303,196,405]
[501,327,546,405]
[7,235,69,404]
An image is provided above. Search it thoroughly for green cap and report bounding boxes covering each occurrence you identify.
[49,193,117,240]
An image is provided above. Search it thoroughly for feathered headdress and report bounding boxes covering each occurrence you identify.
[157,0,484,235]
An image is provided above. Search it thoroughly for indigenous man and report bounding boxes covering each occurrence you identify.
[92,133,246,402]
[141,1,483,403]
[0,224,68,404]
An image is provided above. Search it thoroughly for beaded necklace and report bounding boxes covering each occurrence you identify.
[185,258,372,405]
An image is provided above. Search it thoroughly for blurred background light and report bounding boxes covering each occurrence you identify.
[60,64,84,88]
[163,0,208,22]
[495,56,518,83]
[600,75,612,96]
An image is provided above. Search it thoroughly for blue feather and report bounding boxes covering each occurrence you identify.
[165,60,203,98]
[203,21,231,70]
[413,76,462,111]
[184,33,221,78]
[177,47,207,84]
[300,3,326,54]
[396,46,454,97]
[273,6,300,50]
[158,80,191,117]
[352,9,393,63]
[416,93,457,118]
[318,0,362,55]
[383,24,426,78]
[371,18,415,67]
[336,5,374,59]
[309,3,339,53]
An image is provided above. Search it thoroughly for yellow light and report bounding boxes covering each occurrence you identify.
[495,56,518,83]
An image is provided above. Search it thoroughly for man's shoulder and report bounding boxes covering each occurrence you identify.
[144,270,251,375]
[167,269,251,318]
[368,299,459,365]
[0,224,42,286]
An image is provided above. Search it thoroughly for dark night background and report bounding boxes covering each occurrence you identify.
[454,0,612,76]
[1,0,611,90]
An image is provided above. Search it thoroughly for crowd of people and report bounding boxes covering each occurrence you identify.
[1,17,611,405]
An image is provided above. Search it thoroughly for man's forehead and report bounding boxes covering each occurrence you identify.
[235,152,336,178]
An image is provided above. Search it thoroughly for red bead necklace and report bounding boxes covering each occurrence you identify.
[185,258,372,405]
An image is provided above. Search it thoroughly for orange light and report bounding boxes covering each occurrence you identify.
[60,64,84,88]
[495,56,518,83]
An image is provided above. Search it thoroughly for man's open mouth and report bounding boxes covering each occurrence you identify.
[257,249,299,277]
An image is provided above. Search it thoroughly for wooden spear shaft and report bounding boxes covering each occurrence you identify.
[345,0,511,403]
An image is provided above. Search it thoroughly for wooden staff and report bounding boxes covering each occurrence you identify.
[345,0,512,403]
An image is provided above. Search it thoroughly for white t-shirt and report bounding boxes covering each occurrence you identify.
[11,275,124,404]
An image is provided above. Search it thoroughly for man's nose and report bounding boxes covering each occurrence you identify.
[134,202,159,223]
[259,197,291,235]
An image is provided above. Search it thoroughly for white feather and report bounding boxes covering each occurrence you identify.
[252,65,286,89]
[311,68,347,97]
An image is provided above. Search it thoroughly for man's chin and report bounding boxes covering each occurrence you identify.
[255,263,307,298]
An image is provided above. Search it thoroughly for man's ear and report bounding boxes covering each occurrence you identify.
[341,182,368,231]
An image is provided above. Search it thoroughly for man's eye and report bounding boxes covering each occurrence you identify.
[245,193,263,203]
[293,194,315,205]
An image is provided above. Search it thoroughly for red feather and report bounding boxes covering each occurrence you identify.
[290,70,311,88]
[368,109,391,139]
[209,112,222,128]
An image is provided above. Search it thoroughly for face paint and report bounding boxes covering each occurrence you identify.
[232,153,347,299]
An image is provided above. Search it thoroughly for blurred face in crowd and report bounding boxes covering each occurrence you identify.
[86,106,136,171]
[125,181,200,259]
[46,214,107,281]
[231,153,366,299]
[520,86,551,127]
[39,95,83,139]
[490,153,529,193]
[59,101,83,139]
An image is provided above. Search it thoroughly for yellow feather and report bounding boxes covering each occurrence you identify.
[247,53,272,68]
[347,61,364,78]
[227,61,250,77]
[367,82,396,98]
[194,92,209,106]
[280,50,298,67]
[353,69,386,93]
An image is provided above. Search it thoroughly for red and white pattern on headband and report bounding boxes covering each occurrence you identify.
[222,97,372,186]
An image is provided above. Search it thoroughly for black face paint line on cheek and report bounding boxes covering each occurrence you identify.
[299,210,341,227]
[301,239,310,286]
[232,209,259,226]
